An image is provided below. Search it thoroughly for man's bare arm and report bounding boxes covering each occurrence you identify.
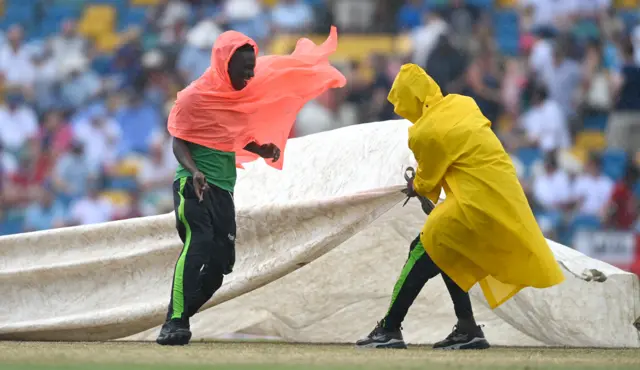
[173,137,199,174]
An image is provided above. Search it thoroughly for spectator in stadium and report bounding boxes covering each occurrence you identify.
[115,90,162,156]
[67,183,114,226]
[52,142,96,204]
[520,83,570,154]
[23,190,66,232]
[579,38,613,115]
[0,90,38,155]
[465,48,503,126]
[410,10,448,69]
[571,152,615,217]
[0,24,35,93]
[221,0,269,44]
[178,20,222,84]
[271,0,315,33]
[607,39,640,153]
[425,34,469,95]
[137,139,177,216]
[32,49,59,114]
[540,40,583,125]
[37,110,73,159]
[531,151,572,213]
[527,27,555,78]
[604,163,639,230]
[50,19,88,75]
[73,105,122,173]
[109,28,145,91]
[59,56,103,110]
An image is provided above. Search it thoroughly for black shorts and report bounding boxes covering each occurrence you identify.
[172,177,236,274]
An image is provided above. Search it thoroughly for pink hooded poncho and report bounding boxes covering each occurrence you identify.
[167,26,347,170]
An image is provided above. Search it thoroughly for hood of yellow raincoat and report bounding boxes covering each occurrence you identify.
[387,64,444,123]
[209,30,259,92]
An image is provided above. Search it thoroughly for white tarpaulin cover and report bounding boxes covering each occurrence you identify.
[0,120,638,347]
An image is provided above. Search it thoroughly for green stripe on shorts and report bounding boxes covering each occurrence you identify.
[171,177,192,320]
[386,240,426,316]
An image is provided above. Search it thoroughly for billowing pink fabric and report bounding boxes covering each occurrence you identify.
[167,26,346,170]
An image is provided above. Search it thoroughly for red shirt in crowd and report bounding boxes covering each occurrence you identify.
[608,182,638,229]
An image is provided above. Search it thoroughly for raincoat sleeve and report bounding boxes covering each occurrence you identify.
[410,129,454,204]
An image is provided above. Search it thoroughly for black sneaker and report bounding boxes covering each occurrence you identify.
[355,322,407,349]
[156,319,192,346]
[433,325,490,350]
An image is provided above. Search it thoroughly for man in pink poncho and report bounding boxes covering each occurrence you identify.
[157,28,346,346]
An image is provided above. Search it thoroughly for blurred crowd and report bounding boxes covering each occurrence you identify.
[0,0,639,247]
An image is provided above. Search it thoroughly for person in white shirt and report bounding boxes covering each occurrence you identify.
[73,105,122,172]
[0,91,38,153]
[410,11,449,68]
[571,152,614,216]
[532,152,572,211]
[68,185,113,226]
[0,24,35,91]
[137,136,177,216]
[50,19,88,76]
[520,84,571,153]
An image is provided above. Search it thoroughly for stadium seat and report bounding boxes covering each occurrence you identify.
[96,32,121,53]
[106,176,138,191]
[465,0,494,8]
[494,10,520,56]
[131,0,161,5]
[566,214,602,246]
[601,149,628,181]
[575,130,607,152]
[78,4,116,38]
[516,147,542,171]
[582,113,608,132]
[614,0,639,8]
[118,6,148,31]
[496,0,516,7]
[100,191,132,207]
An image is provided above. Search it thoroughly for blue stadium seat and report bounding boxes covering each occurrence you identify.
[634,182,640,198]
[601,149,627,181]
[91,55,114,76]
[582,113,608,132]
[106,176,138,191]
[516,147,542,176]
[465,0,494,8]
[564,214,602,245]
[118,6,148,31]
[494,10,520,56]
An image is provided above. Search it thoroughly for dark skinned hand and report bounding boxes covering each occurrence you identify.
[193,171,209,202]
[257,143,281,163]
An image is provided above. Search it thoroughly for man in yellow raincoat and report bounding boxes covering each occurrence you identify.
[356,64,565,350]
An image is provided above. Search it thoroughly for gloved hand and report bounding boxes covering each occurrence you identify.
[401,178,417,198]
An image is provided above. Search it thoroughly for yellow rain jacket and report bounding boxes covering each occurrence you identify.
[388,64,565,308]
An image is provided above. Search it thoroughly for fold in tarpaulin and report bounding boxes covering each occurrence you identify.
[167,26,347,170]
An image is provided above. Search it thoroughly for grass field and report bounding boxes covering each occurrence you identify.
[1,341,639,370]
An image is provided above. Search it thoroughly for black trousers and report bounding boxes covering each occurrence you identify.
[166,177,236,322]
[382,235,474,330]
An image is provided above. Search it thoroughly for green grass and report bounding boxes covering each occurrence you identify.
[0,341,639,370]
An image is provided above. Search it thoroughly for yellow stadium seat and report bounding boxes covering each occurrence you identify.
[96,32,121,53]
[614,0,639,9]
[113,158,142,177]
[78,5,116,38]
[131,0,162,5]
[100,191,132,207]
[497,0,517,8]
[575,130,607,152]
[262,0,279,7]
